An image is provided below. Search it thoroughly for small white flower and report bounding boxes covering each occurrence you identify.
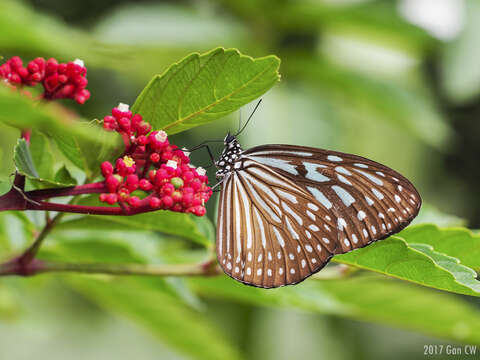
[181,147,191,157]
[155,130,167,142]
[73,58,85,67]
[117,103,130,112]
[196,167,206,176]
[188,164,196,169]
[166,160,178,169]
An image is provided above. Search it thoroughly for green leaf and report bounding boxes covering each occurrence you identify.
[39,236,241,360]
[13,138,75,187]
[410,243,480,293]
[52,120,122,178]
[58,211,213,247]
[54,165,77,186]
[191,276,480,344]
[67,276,243,360]
[0,85,113,145]
[132,47,280,134]
[29,131,54,182]
[333,236,480,297]
[400,224,480,272]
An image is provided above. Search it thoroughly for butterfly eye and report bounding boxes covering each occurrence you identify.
[224,133,235,144]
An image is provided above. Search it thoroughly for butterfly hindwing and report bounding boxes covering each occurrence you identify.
[216,159,337,288]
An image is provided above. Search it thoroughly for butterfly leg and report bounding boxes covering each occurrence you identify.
[186,143,218,169]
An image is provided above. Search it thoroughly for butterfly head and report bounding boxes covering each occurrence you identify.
[224,132,236,144]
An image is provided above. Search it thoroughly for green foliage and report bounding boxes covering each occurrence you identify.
[191,276,480,344]
[14,135,76,187]
[1,1,480,358]
[334,237,480,297]
[401,224,480,272]
[132,47,280,134]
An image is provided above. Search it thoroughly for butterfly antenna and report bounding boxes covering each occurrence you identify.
[235,99,262,137]
[237,108,243,134]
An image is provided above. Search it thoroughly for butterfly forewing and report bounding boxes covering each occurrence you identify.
[243,145,421,255]
[216,141,421,288]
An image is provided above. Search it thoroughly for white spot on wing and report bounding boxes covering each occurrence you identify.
[372,188,384,200]
[354,163,368,168]
[337,218,347,230]
[308,203,319,211]
[304,162,330,182]
[247,156,298,175]
[332,185,355,207]
[307,187,332,209]
[273,227,285,247]
[276,188,298,204]
[354,169,383,186]
[327,155,343,162]
[335,166,352,175]
[337,174,353,186]
[357,211,366,221]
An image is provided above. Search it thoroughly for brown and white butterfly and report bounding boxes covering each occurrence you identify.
[214,134,421,288]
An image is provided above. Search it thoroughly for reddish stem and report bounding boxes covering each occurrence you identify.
[26,182,106,201]
[24,199,153,216]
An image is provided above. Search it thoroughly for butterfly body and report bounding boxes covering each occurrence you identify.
[215,135,421,288]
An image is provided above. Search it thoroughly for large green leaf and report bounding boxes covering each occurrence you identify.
[333,236,480,297]
[58,211,213,247]
[132,47,280,134]
[400,224,480,272]
[191,276,480,344]
[0,85,111,144]
[52,122,122,178]
[40,239,242,360]
[13,138,75,187]
[67,276,243,360]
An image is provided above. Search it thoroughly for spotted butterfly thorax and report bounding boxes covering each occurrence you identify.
[214,133,421,288]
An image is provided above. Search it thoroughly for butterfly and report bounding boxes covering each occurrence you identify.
[213,132,421,288]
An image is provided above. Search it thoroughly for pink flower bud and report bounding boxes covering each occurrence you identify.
[128,196,141,207]
[149,196,161,208]
[126,174,139,192]
[172,191,182,203]
[150,152,160,163]
[139,179,153,191]
[106,193,118,205]
[105,175,120,193]
[162,195,173,208]
[101,161,114,177]
[161,183,174,196]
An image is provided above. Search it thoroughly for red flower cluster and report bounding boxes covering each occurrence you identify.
[0,56,90,104]
[100,103,212,216]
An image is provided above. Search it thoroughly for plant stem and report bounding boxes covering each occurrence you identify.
[25,182,106,201]
[18,211,64,264]
[0,259,221,277]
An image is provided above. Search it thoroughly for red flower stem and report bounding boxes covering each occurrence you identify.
[24,199,153,216]
[25,182,107,201]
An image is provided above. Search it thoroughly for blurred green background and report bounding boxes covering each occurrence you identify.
[1,0,480,359]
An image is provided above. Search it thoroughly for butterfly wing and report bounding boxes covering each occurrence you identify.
[216,159,338,288]
[242,144,422,255]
